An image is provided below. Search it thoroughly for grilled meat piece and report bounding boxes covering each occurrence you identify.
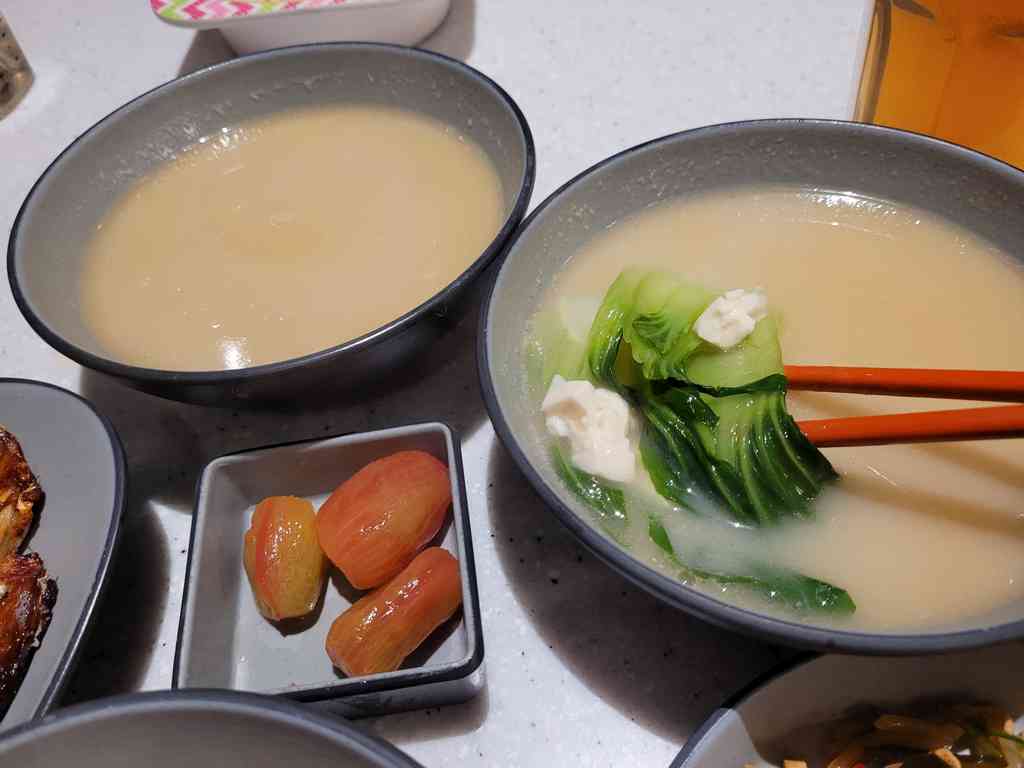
[0,553,56,712]
[0,427,53,718]
[0,427,42,561]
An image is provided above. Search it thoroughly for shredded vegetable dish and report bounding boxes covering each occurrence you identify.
[767,706,1024,768]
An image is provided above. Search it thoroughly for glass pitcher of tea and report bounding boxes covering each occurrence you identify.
[855,0,1024,168]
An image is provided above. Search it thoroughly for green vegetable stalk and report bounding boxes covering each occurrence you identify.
[543,268,855,616]
[551,445,628,544]
[585,269,838,527]
[648,518,855,616]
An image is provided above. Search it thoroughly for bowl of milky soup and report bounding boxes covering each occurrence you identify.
[480,119,1024,653]
[9,44,533,405]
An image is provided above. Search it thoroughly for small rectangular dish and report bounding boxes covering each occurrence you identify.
[173,422,483,717]
[149,0,451,54]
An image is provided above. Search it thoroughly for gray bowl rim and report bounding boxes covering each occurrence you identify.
[667,651,818,768]
[171,420,484,702]
[478,116,1024,655]
[0,378,127,721]
[8,41,536,384]
[0,688,425,766]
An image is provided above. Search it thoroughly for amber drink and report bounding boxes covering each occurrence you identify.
[855,0,1024,168]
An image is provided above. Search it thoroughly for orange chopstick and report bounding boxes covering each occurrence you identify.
[798,404,1024,448]
[784,365,1024,402]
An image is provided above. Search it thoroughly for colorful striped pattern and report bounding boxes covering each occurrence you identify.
[151,0,349,22]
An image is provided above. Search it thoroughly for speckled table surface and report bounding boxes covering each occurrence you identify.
[1,2,868,765]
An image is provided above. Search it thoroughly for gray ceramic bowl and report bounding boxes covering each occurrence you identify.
[0,379,125,731]
[671,642,1024,768]
[9,43,534,406]
[175,422,483,717]
[479,119,1024,654]
[0,689,424,766]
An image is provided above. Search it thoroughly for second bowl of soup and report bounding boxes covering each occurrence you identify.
[481,119,1024,653]
[10,43,534,405]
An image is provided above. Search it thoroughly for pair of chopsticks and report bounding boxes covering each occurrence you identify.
[785,366,1024,448]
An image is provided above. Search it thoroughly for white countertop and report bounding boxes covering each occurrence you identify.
[1,2,868,765]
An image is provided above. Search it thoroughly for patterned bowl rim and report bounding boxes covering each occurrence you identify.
[150,0,435,29]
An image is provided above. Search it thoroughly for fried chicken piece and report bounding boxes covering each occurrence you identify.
[0,427,42,561]
[0,553,56,712]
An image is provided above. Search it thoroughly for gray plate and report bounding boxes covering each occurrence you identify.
[0,379,125,730]
[0,688,424,766]
[671,642,1024,767]
[174,422,483,717]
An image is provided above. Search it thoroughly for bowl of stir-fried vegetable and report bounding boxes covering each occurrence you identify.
[669,642,1024,768]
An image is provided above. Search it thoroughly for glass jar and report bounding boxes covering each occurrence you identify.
[855,0,1024,168]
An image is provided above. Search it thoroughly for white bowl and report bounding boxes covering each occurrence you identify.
[149,0,451,54]
[672,643,1024,767]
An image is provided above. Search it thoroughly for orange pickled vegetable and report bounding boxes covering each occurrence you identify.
[243,495,326,621]
[316,450,451,589]
[326,547,462,676]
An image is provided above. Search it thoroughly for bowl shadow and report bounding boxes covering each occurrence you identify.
[61,505,171,703]
[484,439,796,744]
[178,30,236,76]
[61,288,488,701]
[76,279,489,468]
[357,681,490,744]
[422,0,476,62]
